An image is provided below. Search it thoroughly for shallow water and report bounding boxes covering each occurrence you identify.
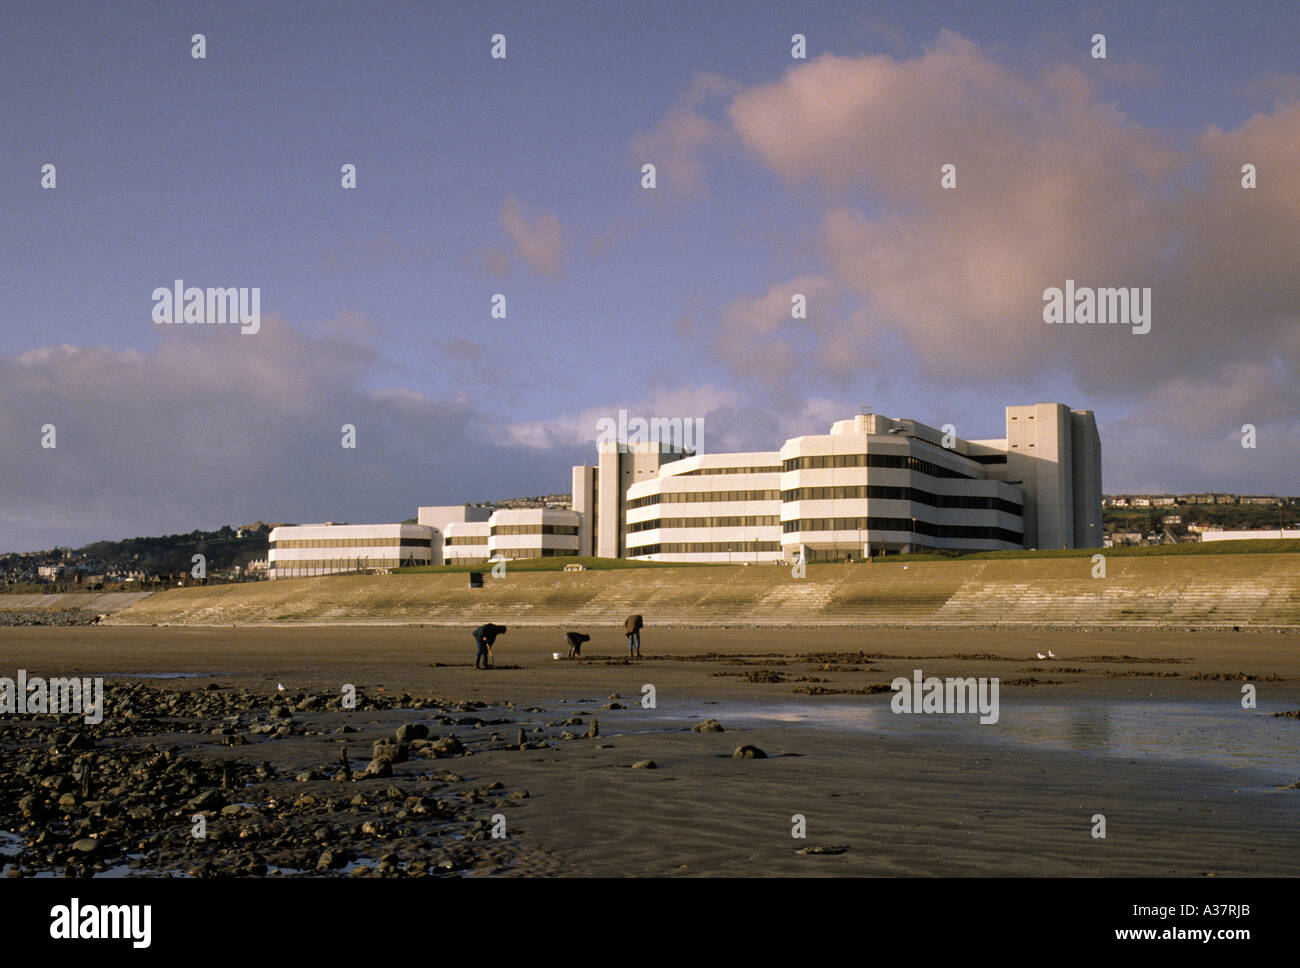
[94,672,210,679]
[633,698,1300,780]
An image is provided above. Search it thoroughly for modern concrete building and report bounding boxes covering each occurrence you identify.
[268,523,435,579]
[624,451,783,562]
[417,504,492,565]
[967,403,1103,551]
[271,402,1101,571]
[487,508,580,559]
[580,402,1102,562]
[572,440,693,558]
[442,520,491,564]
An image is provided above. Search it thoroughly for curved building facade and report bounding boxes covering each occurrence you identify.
[624,452,784,562]
[778,414,1025,559]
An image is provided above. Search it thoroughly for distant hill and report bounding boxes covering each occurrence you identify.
[0,522,284,585]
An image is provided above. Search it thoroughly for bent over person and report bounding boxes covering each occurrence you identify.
[564,631,590,659]
[472,623,507,669]
[624,613,644,658]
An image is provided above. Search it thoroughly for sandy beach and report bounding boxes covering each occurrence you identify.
[1,625,1297,877]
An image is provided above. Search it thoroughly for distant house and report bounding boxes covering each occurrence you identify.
[1132,497,1151,507]
[1151,496,1176,506]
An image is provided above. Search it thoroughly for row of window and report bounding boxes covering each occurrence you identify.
[493,548,579,558]
[269,537,432,549]
[671,466,781,476]
[627,489,781,509]
[628,515,781,533]
[271,557,426,571]
[780,486,1022,515]
[781,517,1023,543]
[444,536,488,546]
[489,524,579,536]
[634,541,783,555]
[780,453,976,480]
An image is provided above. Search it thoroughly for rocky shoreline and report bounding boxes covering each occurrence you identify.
[0,609,99,627]
[0,681,570,878]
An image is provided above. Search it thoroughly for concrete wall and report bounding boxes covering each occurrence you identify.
[1070,409,1103,548]
[1006,403,1074,550]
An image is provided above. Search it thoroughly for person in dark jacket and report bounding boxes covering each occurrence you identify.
[564,631,590,659]
[472,623,507,669]
[623,613,644,657]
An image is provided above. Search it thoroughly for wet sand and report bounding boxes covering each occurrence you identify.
[1,625,1297,876]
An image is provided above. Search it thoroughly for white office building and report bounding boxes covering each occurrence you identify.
[271,402,1101,571]
[573,403,1102,561]
[417,504,492,565]
[268,523,435,579]
[441,520,491,564]
[623,451,784,562]
[488,508,581,559]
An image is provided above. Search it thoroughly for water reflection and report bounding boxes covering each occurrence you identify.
[646,699,1299,775]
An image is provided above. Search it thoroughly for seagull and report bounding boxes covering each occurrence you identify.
[1036,652,1046,660]
[1047,650,1056,659]
[277,682,286,692]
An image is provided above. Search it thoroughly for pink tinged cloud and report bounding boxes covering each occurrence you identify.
[500,197,565,277]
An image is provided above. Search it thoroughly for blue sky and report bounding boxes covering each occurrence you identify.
[2,1,1298,550]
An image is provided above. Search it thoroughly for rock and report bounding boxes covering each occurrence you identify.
[64,732,96,752]
[71,837,99,854]
[363,758,393,778]
[430,735,465,757]
[187,789,225,811]
[693,719,725,733]
[270,705,293,719]
[296,770,324,782]
[372,741,409,763]
[587,719,599,739]
[733,745,767,759]
[515,728,526,747]
[632,759,657,769]
[601,702,624,710]
[796,844,850,856]
[395,723,428,743]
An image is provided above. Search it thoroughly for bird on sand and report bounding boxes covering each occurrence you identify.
[1035,652,1046,660]
[1047,650,1056,659]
